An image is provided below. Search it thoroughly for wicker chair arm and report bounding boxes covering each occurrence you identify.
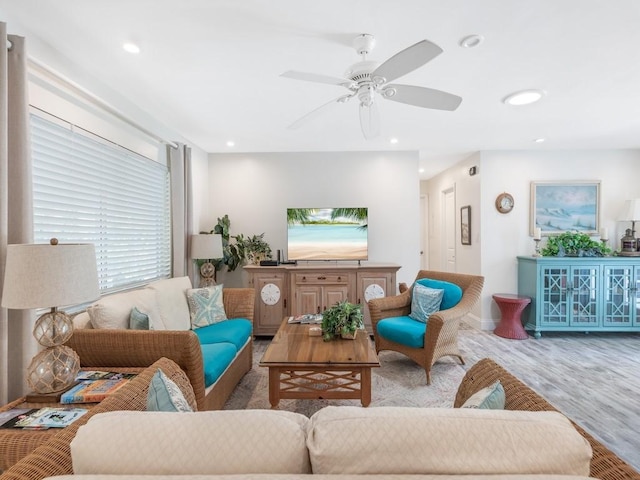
[367,289,412,328]
[65,329,206,409]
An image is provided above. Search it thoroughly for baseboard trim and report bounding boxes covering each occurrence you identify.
[465,314,497,332]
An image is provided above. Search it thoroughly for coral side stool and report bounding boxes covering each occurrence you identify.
[492,293,531,340]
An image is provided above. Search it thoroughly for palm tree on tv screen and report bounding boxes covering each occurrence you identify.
[330,208,368,230]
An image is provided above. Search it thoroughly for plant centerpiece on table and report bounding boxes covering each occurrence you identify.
[541,230,611,257]
[321,300,364,341]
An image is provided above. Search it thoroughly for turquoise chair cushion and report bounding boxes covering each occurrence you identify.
[193,318,252,351]
[416,278,463,310]
[201,342,238,387]
[377,316,426,348]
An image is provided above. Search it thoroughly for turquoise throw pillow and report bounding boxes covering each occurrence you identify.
[416,278,463,310]
[147,369,193,412]
[129,307,150,330]
[461,381,505,409]
[408,284,444,323]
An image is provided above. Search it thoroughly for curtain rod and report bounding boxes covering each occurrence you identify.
[27,57,178,148]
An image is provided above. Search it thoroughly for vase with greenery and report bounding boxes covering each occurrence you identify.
[242,233,273,265]
[321,300,364,341]
[541,230,611,257]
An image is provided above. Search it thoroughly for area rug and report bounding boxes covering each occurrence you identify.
[223,338,466,417]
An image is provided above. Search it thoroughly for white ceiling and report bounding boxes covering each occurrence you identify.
[2,0,640,178]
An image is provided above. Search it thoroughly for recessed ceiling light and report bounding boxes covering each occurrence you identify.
[122,42,140,54]
[503,89,545,106]
[418,168,425,174]
[534,138,546,143]
[226,140,235,147]
[389,137,398,144]
[459,34,484,48]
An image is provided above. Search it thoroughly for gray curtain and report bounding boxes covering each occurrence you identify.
[168,142,194,280]
[0,23,35,403]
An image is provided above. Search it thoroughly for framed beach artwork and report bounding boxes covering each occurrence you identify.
[530,181,600,235]
[460,205,471,245]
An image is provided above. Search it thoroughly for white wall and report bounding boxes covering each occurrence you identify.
[424,149,640,329]
[207,151,421,289]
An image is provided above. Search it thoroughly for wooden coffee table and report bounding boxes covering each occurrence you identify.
[259,318,380,408]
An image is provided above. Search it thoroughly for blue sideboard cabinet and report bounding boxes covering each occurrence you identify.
[517,256,640,338]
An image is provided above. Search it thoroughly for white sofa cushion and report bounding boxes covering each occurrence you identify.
[46,475,594,479]
[306,406,592,476]
[71,410,311,475]
[87,288,161,330]
[147,276,192,330]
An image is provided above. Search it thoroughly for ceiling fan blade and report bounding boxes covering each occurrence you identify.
[371,40,443,84]
[359,101,380,139]
[383,84,462,111]
[288,94,354,130]
[280,70,355,88]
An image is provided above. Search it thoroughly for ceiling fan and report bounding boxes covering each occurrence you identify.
[281,34,462,139]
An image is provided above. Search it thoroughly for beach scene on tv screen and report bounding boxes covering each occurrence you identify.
[287,208,368,260]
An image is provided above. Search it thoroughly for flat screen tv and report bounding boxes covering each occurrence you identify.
[287,207,368,261]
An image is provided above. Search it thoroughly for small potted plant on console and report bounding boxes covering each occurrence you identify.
[321,300,364,341]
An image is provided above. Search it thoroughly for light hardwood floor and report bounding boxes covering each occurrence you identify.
[457,326,640,471]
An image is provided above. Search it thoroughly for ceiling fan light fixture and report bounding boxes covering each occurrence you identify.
[381,87,397,98]
[503,89,545,106]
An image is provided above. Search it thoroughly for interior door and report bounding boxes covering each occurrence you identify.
[443,188,456,272]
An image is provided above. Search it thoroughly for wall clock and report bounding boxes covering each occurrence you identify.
[364,283,385,302]
[495,193,514,214]
[260,283,281,306]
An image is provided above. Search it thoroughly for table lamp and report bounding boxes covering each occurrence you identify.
[618,199,640,253]
[1,239,99,394]
[190,234,223,287]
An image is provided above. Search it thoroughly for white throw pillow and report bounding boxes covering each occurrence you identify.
[147,276,192,330]
[87,288,161,330]
[461,381,505,409]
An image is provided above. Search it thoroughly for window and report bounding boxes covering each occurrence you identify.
[31,112,171,294]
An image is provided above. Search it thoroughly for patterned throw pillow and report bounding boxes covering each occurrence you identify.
[146,369,193,412]
[186,284,227,329]
[129,307,150,330]
[408,284,444,323]
[461,381,506,409]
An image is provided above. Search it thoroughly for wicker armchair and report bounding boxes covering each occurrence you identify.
[368,270,484,385]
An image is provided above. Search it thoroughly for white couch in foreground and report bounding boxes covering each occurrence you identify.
[59,405,592,479]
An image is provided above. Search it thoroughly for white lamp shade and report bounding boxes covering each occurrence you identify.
[1,243,100,309]
[618,199,640,221]
[190,234,223,260]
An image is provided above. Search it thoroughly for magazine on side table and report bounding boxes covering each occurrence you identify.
[287,313,323,324]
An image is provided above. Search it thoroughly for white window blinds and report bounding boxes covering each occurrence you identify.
[31,112,172,293]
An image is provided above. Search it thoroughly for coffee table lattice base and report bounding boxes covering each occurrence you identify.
[268,367,372,408]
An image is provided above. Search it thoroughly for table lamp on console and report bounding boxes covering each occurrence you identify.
[1,239,99,395]
[618,198,640,254]
[190,233,223,287]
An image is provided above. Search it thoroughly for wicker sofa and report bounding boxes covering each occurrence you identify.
[65,277,255,411]
[1,357,638,480]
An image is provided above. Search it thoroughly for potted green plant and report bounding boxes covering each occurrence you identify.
[321,300,364,341]
[207,215,273,271]
[541,230,611,257]
[242,233,273,265]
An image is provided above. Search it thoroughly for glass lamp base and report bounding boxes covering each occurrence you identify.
[33,310,74,347]
[26,345,80,394]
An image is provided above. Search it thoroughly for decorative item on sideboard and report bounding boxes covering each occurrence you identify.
[532,227,542,256]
